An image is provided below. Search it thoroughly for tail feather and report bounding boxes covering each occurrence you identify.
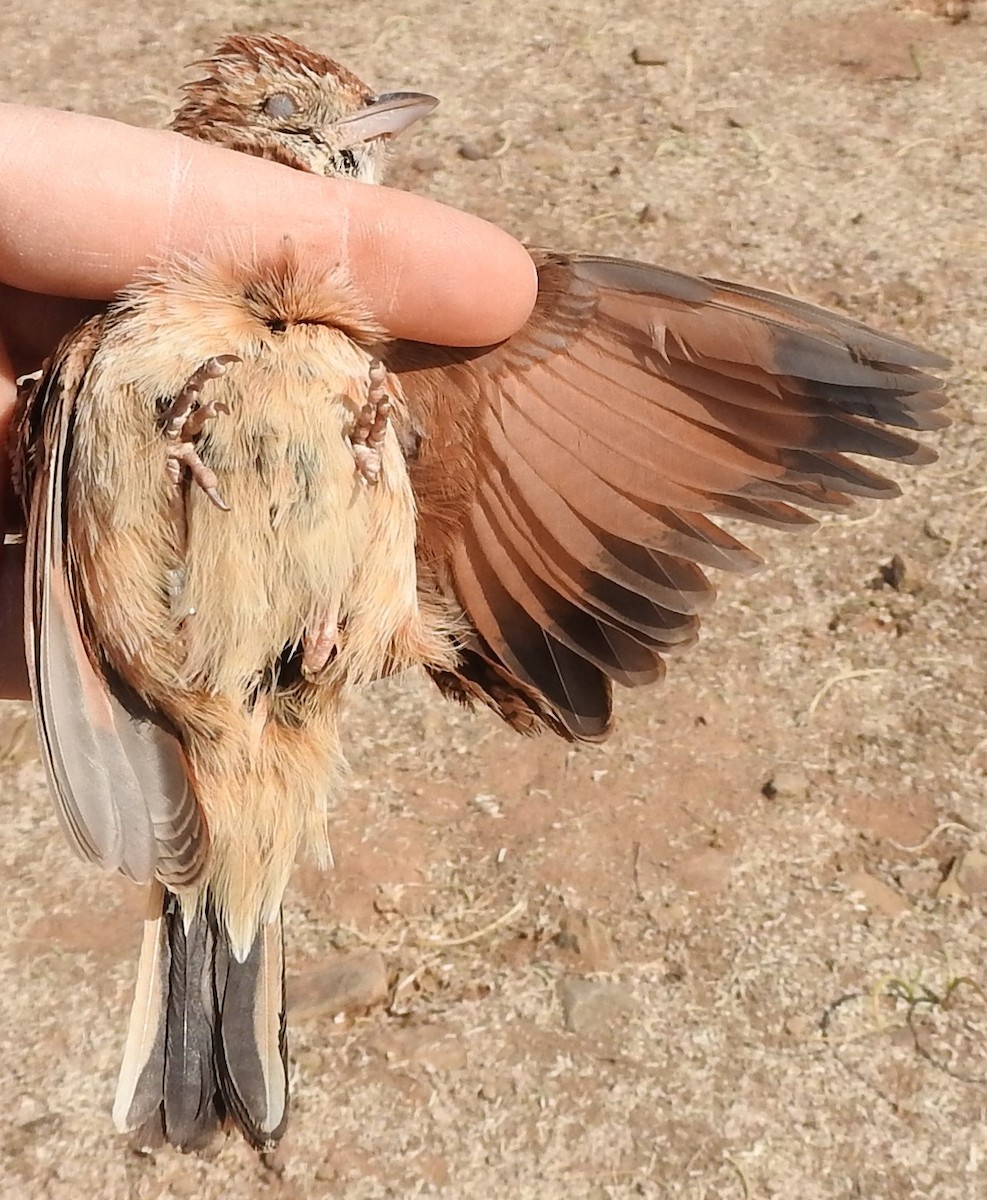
[113,886,289,1152]
[215,915,289,1148]
[161,894,220,1149]
[112,883,170,1137]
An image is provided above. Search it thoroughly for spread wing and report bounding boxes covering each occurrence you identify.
[387,252,950,741]
[18,319,205,886]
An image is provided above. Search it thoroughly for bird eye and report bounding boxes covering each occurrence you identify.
[262,93,297,121]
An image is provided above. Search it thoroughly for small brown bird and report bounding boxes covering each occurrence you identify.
[15,34,950,1153]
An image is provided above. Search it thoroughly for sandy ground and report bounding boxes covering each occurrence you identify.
[2,0,987,1196]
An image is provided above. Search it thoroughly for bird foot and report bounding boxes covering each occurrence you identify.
[350,360,391,485]
[165,442,230,512]
[164,356,239,510]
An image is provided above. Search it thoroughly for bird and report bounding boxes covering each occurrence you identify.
[13,32,950,1154]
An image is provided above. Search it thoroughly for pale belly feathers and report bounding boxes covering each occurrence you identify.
[60,259,454,942]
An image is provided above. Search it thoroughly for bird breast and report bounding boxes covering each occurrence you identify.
[67,256,452,710]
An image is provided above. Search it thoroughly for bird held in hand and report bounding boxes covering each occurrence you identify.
[14,33,950,1154]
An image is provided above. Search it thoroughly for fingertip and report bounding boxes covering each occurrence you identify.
[342,183,537,347]
[457,220,539,347]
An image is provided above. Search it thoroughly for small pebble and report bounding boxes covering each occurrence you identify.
[762,766,810,802]
[938,849,987,899]
[557,910,618,972]
[631,46,668,66]
[458,140,490,161]
[845,869,910,919]
[288,950,388,1020]
[559,978,636,1035]
[880,552,928,594]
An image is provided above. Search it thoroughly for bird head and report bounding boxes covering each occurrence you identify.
[170,33,437,182]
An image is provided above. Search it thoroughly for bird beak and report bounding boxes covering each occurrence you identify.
[333,91,439,148]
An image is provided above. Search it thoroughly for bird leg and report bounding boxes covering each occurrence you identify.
[350,359,391,485]
[163,355,239,511]
[302,603,340,678]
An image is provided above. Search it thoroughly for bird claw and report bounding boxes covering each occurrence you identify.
[164,355,239,509]
[184,397,231,438]
[164,355,239,438]
[302,606,339,677]
[350,359,391,485]
[166,442,230,512]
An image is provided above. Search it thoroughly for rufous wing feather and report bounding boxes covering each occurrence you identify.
[389,251,950,740]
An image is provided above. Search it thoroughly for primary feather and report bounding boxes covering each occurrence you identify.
[391,254,947,738]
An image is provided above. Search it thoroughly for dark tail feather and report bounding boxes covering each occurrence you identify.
[214,913,289,1150]
[113,884,289,1152]
[160,890,220,1147]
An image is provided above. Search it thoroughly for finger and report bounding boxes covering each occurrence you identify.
[0,105,537,347]
[0,541,29,700]
[0,334,20,529]
[0,287,100,378]
[0,287,100,528]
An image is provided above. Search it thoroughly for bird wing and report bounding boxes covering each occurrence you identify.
[388,251,950,741]
[19,319,205,886]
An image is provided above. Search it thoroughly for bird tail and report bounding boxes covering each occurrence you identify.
[112,883,289,1153]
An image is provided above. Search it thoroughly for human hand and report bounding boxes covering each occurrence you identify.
[0,102,538,698]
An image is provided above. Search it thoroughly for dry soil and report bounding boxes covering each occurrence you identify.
[2,1,987,1197]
